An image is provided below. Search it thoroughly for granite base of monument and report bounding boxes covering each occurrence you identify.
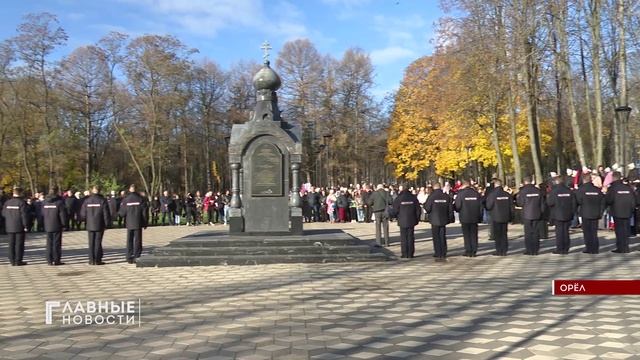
[136,229,396,267]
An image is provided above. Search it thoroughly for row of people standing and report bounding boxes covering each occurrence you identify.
[2,185,148,266]
[377,170,638,261]
[304,188,363,223]
[0,188,232,233]
[156,190,230,226]
[302,185,404,224]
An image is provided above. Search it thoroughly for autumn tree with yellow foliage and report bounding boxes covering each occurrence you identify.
[386,44,553,183]
[388,0,639,186]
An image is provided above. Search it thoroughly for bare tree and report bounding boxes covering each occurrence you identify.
[191,60,228,191]
[276,39,324,182]
[57,46,109,189]
[12,13,67,189]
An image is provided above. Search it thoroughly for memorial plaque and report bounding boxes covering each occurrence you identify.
[251,143,283,197]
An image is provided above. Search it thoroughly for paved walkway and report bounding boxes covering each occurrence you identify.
[1,222,640,359]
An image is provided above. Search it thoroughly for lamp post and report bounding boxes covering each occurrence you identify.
[465,145,473,180]
[616,105,632,166]
[323,134,332,187]
[223,136,231,190]
[315,145,325,186]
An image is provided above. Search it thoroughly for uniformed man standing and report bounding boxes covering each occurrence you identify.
[516,176,545,255]
[484,175,499,240]
[42,186,68,265]
[118,184,148,263]
[2,187,29,266]
[116,190,125,228]
[367,184,392,246]
[575,174,605,254]
[605,171,636,253]
[547,176,576,254]
[64,190,76,230]
[392,185,421,258]
[362,186,372,223]
[80,185,112,265]
[454,180,483,257]
[107,191,118,228]
[425,182,453,261]
[484,179,512,256]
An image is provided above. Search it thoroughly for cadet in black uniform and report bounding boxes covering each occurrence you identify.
[362,186,372,223]
[80,185,112,265]
[484,177,498,241]
[575,174,605,254]
[118,184,148,263]
[538,182,551,240]
[605,172,637,253]
[64,190,75,230]
[107,191,118,228]
[454,180,483,257]
[484,180,512,256]
[516,176,545,255]
[425,182,453,261]
[116,190,125,227]
[547,176,577,254]
[392,185,421,258]
[2,187,29,266]
[42,187,68,265]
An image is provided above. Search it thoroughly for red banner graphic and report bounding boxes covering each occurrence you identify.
[553,280,640,296]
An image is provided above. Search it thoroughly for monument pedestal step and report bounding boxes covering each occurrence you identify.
[136,229,396,267]
[153,245,373,256]
[136,253,393,267]
[168,237,362,247]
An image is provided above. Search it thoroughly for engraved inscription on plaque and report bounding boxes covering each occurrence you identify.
[251,143,283,197]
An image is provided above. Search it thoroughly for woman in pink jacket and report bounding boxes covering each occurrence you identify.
[203,191,216,225]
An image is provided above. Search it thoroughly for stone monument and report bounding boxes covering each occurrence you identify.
[227,41,303,235]
[135,42,395,267]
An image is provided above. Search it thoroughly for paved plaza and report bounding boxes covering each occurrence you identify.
[2,222,640,359]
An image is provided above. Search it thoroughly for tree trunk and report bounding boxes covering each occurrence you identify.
[182,123,189,195]
[148,100,158,196]
[490,109,505,180]
[553,31,564,174]
[617,0,629,166]
[523,38,543,183]
[113,122,149,193]
[353,102,359,185]
[554,0,587,168]
[110,94,149,194]
[19,111,35,194]
[84,89,92,190]
[0,110,7,161]
[507,84,522,186]
[204,120,212,191]
[40,62,55,190]
[588,0,605,166]
[497,3,521,186]
[579,37,596,161]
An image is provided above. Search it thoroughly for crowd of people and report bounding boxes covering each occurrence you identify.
[2,162,639,266]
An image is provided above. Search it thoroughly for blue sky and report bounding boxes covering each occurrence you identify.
[0,0,442,98]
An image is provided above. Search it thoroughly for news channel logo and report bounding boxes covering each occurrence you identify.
[45,300,141,326]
